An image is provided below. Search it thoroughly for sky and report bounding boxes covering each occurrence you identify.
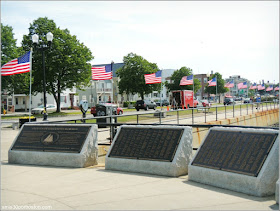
[1,1,279,84]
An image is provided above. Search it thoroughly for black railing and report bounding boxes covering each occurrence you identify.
[31,101,279,144]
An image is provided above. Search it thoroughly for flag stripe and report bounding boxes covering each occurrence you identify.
[1,52,31,76]
[208,77,216,86]
[144,70,162,84]
[92,66,112,80]
[257,84,265,90]
[180,75,193,85]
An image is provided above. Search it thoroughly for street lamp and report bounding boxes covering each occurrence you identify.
[32,32,53,121]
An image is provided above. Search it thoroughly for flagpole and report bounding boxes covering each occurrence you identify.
[216,78,218,103]
[160,75,162,111]
[192,74,194,108]
[29,49,33,122]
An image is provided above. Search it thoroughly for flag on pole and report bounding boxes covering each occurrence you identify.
[266,85,273,91]
[249,83,257,90]
[208,77,216,86]
[257,84,265,90]
[144,70,162,84]
[237,82,247,89]
[1,51,31,76]
[274,86,279,91]
[224,80,234,88]
[237,83,243,89]
[180,75,193,85]
[92,65,112,80]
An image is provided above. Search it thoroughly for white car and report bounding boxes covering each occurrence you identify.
[31,104,57,114]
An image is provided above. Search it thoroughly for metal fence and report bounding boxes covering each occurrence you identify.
[33,101,279,144]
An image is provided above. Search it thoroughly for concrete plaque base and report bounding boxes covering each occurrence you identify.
[105,125,193,177]
[8,124,98,168]
[188,127,279,197]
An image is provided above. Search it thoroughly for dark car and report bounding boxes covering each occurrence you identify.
[91,103,123,116]
[135,100,157,111]
[224,98,234,105]
[155,99,169,106]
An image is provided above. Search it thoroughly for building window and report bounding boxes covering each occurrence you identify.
[16,98,18,105]
[82,95,87,101]
[204,78,208,83]
[60,96,67,103]
[153,93,158,97]
[106,83,112,89]
[22,98,25,104]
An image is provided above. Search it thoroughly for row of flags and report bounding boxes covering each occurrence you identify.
[1,51,279,92]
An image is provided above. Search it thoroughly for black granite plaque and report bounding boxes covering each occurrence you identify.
[11,125,91,153]
[108,127,184,162]
[191,130,278,177]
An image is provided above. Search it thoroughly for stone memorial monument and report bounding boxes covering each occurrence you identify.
[188,127,279,197]
[9,123,98,168]
[105,125,193,177]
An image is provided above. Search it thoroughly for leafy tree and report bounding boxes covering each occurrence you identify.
[204,72,228,103]
[1,24,29,95]
[21,17,93,112]
[165,67,201,93]
[116,52,160,100]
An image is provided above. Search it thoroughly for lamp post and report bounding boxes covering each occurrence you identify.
[32,32,53,121]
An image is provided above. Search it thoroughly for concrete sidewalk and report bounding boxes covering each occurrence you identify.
[1,128,279,210]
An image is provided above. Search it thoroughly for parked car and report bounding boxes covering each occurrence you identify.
[91,103,123,116]
[224,98,234,105]
[243,98,252,104]
[135,100,157,111]
[155,99,169,106]
[31,104,57,114]
[201,100,211,107]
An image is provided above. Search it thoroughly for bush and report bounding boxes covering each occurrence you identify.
[123,101,136,107]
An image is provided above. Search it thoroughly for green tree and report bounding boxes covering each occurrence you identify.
[165,67,201,93]
[204,72,228,103]
[21,17,93,112]
[116,52,160,100]
[1,24,29,95]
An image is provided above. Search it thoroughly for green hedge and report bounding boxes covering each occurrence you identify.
[123,101,136,107]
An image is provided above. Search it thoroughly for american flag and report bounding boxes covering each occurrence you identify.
[249,83,257,90]
[208,77,216,86]
[144,70,162,84]
[92,65,112,80]
[266,85,273,91]
[257,84,265,90]
[180,75,193,86]
[238,82,247,89]
[1,51,31,76]
[224,80,234,88]
[275,86,279,91]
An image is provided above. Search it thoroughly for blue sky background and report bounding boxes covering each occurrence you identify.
[1,1,279,84]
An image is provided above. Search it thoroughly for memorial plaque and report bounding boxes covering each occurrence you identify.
[191,130,278,177]
[108,127,184,162]
[11,125,91,153]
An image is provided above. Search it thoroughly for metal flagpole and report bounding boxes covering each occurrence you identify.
[29,49,33,122]
[159,70,162,124]
[192,74,194,107]
[216,77,218,103]
[160,71,162,111]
